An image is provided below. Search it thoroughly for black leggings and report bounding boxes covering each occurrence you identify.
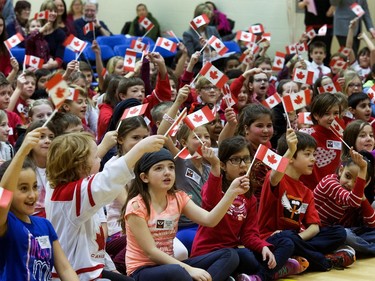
[102,269,134,281]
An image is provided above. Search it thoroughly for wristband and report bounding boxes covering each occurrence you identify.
[163,113,175,124]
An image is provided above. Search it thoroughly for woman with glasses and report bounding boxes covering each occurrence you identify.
[342,70,363,97]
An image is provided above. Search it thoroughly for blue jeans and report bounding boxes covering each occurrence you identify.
[131,248,239,281]
[236,236,294,281]
[345,227,375,255]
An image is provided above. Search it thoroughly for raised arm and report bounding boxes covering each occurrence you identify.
[345,18,358,64]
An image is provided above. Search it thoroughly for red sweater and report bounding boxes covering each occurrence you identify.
[97,103,113,141]
[191,173,271,257]
[300,125,341,190]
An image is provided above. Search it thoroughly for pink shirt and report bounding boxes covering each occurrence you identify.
[125,191,190,275]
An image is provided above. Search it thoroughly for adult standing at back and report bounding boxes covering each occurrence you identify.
[74,0,112,43]
[0,0,15,26]
[330,0,375,55]
[128,3,160,42]
[6,0,30,43]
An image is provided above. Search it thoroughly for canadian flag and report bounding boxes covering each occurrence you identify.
[121,103,148,120]
[67,88,80,101]
[298,112,313,125]
[329,58,348,70]
[34,10,49,20]
[0,186,12,208]
[283,89,312,112]
[338,47,351,57]
[222,83,237,108]
[83,22,95,35]
[207,35,228,56]
[165,30,177,38]
[45,73,71,108]
[175,146,203,159]
[350,3,365,17]
[199,62,228,89]
[155,37,177,52]
[236,30,256,42]
[261,32,271,42]
[272,52,286,72]
[262,92,282,109]
[245,42,260,55]
[255,144,289,173]
[190,14,210,30]
[138,17,154,31]
[168,108,188,137]
[184,105,215,130]
[296,42,308,54]
[318,81,342,94]
[285,43,297,54]
[305,27,316,39]
[101,68,108,79]
[292,68,314,85]
[330,117,345,137]
[123,49,137,72]
[367,85,375,104]
[130,39,147,52]
[24,55,44,69]
[4,33,24,49]
[63,34,87,53]
[249,24,264,34]
[318,24,327,36]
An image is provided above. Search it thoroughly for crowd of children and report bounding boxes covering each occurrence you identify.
[2,1,375,281]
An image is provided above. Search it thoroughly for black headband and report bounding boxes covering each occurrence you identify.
[138,148,174,173]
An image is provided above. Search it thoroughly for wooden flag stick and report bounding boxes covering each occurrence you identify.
[246,144,261,176]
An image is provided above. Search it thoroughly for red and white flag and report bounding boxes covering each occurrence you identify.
[298,112,313,125]
[329,58,348,70]
[64,34,87,53]
[123,49,137,72]
[184,105,215,130]
[176,146,203,159]
[4,33,24,49]
[245,42,260,55]
[207,35,228,56]
[83,22,95,35]
[165,30,177,38]
[296,42,308,53]
[101,67,109,79]
[24,55,44,69]
[367,85,375,104]
[249,24,264,34]
[292,68,314,85]
[190,14,210,30]
[236,30,256,42]
[351,3,365,17]
[168,108,188,137]
[255,144,289,173]
[45,73,70,108]
[138,17,154,31]
[262,92,282,109]
[305,27,316,39]
[318,24,327,36]
[199,62,229,89]
[155,37,177,52]
[67,88,80,101]
[0,186,12,208]
[338,47,351,57]
[261,32,271,42]
[283,89,312,112]
[318,81,342,94]
[272,52,286,72]
[121,103,148,120]
[222,83,237,108]
[330,117,345,137]
[130,39,147,52]
[285,43,297,54]
[34,10,49,20]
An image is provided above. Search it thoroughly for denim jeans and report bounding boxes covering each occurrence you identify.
[345,227,375,256]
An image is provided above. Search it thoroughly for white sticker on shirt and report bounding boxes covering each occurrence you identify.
[185,168,201,184]
[156,219,174,230]
[326,140,342,150]
[36,236,51,249]
[8,127,13,136]
[300,203,308,214]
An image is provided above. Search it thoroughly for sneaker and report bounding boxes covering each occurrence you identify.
[228,277,236,281]
[325,246,356,269]
[236,274,261,281]
[273,257,309,279]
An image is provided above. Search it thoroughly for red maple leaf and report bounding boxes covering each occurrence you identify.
[243,34,249,39]
[269,98,275,104]
[144,20,148,25]
[294,95,304,104]
[31,59,37,64]
[369,93,374,100]
[11,39,16,43]
[209,71,218,80]
[126,57,133,65]
[290,46,295,51]
[73,40,81,47]
[296,72,305,80]
[267,154,277,165]
[215,42,221,48]
[136,44,142,49]
[276,59,282,65]
[196,18,202,24]
[130,107,139,114]
[298,45,304,51]
[192,114,203,123]
[55,87,65,99]
[336,61,344,67]
[334,124,341,132]
[326,86,333,92]
[306,115,312,121]
[164,41,170,47]
[95,226,105,251]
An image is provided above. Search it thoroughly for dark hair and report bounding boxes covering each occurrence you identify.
[0,74,10,88]
[342,119,372,158]
[348,93,370,109]
[103,75,122,108]
[117,116,149,156]
[312,76,331,97]
[277,131,317,158]
[309,40,327,53]
[358,47,370,58]
[0,14,8,55]
[57,0,68,23]
[0,157,36,181]
[116,77,144,98]
[236,104,273,137]
[51,112,82,136]
[310,93,341,124]
[254,56,272,68]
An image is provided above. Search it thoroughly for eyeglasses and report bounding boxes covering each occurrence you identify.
[348,83,362,88]
[227,156,252,165]
[254,78,269,83]
[201,85,218,91]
